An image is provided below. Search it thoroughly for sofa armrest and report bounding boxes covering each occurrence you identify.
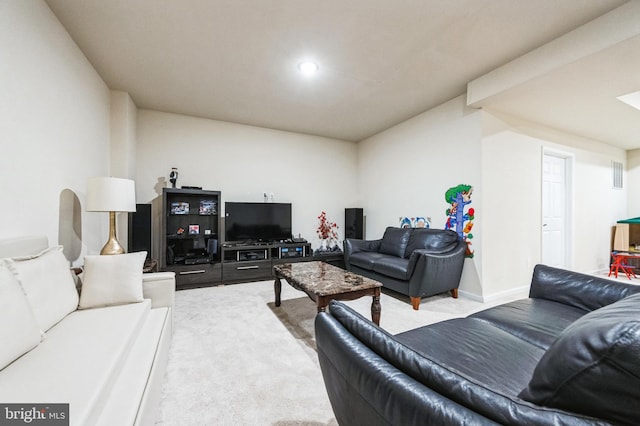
[529,264,640,311]
[142,272,176,309]
[344,238,381,254]
[344,238,382,269]
[407,239,466,297]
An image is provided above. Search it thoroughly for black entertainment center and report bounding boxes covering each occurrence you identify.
[221,241,311,283]
[221,201,311,283]
[159,189,314,289]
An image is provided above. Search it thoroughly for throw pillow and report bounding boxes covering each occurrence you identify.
[79,251,147,309]
[5,246,79,332]
[519,293,640,425]
[0,264,42,370]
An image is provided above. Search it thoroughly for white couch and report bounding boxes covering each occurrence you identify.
[0,236,175,426]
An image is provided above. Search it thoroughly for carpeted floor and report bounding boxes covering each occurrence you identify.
[154,279,523,425]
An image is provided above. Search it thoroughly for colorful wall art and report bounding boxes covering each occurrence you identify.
[399,217,431,228]
[445,184,475,257]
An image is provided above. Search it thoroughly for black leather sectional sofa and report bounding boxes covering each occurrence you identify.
[315,265,640,425]
[344,227,466,309]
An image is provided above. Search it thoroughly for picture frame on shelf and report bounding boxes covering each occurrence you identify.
[189,225,200,235]
[171,202,189,215]
[199,200,217,215]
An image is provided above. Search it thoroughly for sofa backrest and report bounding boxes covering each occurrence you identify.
[530,264,640,311]
[519,292,640,425]
[0,236,48,258]
[379,227,411,258]
[404,229,459,258]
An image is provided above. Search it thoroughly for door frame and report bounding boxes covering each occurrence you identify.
[541,148,574,269]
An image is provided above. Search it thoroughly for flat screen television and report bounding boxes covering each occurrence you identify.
[224,202,292,243]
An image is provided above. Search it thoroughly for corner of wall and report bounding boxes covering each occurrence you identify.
[110,90,138,179]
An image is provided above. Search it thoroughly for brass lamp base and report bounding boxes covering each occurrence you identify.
[100,211,126,255]
[100,237,125,255]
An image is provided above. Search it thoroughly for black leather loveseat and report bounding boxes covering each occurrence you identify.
[344,227,465,309]
[315,264,640,425]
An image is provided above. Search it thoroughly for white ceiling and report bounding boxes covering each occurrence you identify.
[44,0,640,148]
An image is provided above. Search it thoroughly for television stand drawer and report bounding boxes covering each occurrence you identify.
[223,260,272,282]
[165,263,222,289]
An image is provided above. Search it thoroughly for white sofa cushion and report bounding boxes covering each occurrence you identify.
[96,307,170,426]
[0,300,151,426]
[0,264,42,370]
[79,251,146,309]
[4,246,79,332]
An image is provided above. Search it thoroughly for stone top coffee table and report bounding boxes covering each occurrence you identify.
[273,261,382,325]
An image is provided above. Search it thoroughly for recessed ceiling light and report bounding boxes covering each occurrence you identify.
[617,91,640,111]
[297,61,319,76]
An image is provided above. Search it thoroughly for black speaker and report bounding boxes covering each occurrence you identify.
[207,238,218,256]
[128,204,151,259]
[345,208,364,239]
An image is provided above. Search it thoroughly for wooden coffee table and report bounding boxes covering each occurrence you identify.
[273,261,382,325]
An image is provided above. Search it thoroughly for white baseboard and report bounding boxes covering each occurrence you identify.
[460,285,530,304]
[458,290,483,302]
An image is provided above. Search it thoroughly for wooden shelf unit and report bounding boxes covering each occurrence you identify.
[160,188,222,289]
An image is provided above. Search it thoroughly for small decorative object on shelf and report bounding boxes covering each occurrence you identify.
[189,224,200,235]
[316,211,341,254]
[169,167,178,188]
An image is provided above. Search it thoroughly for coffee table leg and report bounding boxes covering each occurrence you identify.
[371,289,381,326]
[274,277,282,307]
[316,295,328,313]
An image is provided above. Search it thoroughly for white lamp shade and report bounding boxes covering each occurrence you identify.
[86,177,136,212]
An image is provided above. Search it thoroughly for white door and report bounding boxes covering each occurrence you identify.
[542,154,568,267]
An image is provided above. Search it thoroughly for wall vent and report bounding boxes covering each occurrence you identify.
[612,161,623,189]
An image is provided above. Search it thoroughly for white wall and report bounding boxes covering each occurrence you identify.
[357,96,484,296]
[356,96,627,300]
[110,91,137,179]
[480,111,627,297]
[110,90,138,250]
[135,110,358,258]
[627,148,640,217]
[358,96,482,231]
[481,131,543,297]
[0,0,110,262]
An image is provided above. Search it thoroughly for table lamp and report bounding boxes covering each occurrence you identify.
[86,177,136,255]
